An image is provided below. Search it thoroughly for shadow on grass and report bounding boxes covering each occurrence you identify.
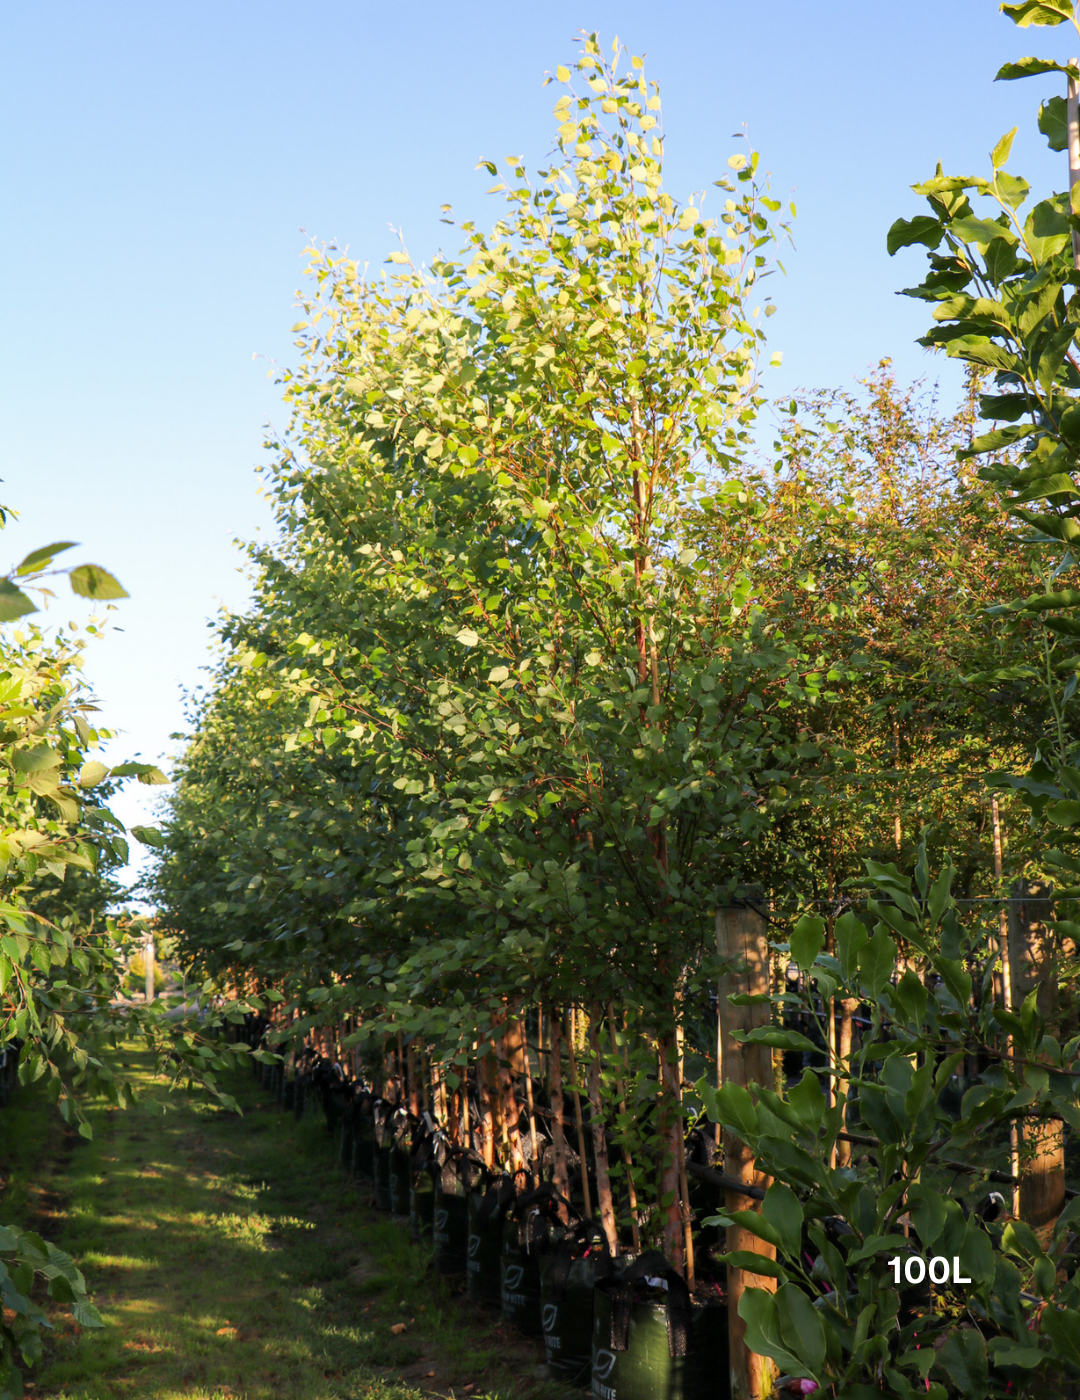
[2,1052,574,1400]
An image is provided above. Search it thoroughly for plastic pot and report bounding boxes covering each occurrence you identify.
[389,1145,411,1215]
[375,1142,393,1212]
[339,1119,354,1169]
[540,1253,600,1384]
[433,1188,469,1274]
[590,1278,728,1400]
[466,1190,504,1307]
[353,1126,375,1181]
[410,1175,435,1245]
[499,1215,543,1336]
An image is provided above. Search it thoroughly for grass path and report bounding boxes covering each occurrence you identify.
[0,1053,573,1400]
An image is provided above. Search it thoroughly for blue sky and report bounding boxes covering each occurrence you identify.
[2,0,1075,891]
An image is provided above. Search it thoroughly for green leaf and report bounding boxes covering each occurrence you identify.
[949,216,1019,251]
[834,910,868,979]
[131,825,165,849]
[77,761,109,789]
[14,541,78,575]
[1001,0,1074,25]
[857,929,896,996]
[0,579,38,621]
[1039,1307,1080,1367]
[991,127,1018,167]
[789,913,825,972]
[788,1069,826,1131]
[775,1282,825,1374]
[455,627,480,647]
[1039,95,1067,151]
[737,1287,810,1379]
[988,1342,1048,1369]
[908,1183,947,1250]
[733,1026,819,1053]
[14,745,62,774]
[716,1082,758,1139]
[69,565,128,600]
[761,1182,804,1262]
[109,762,168,784]
[936,1328,987,1394]
[996,57,1077,79]
[717,1209,782,1249]
[718,1250,785,1277]
[886,216,943,255]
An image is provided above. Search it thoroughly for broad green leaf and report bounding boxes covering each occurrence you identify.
[991,126,1018,166]
[775,1283,825,1374]
[14,541,78,575]
[718,1250,785,1278]
[69,564,128,600]
[0,579,37,621]
[935,1329,987,1395]
[14,746,62,774]
[77,761,109,789]
[761,1182,803,1262]
[857,929,896,996]
[996,57,1076,79]
[715,1081,758,1139]
[737,1287,809,1379]
[789,913,825,972]
[131,825,165,849]
[1039,1307,1080,1367]
[886,216,943,255]
[1039,95,1067,151]
[734,1026,819,1054]
[834,910,868,979]
[1001,0,1073,25]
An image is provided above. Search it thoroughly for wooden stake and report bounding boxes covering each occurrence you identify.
[992,795,1022,1214]
[144,931,155,1005]
[717,896,776,1400]
[1068,58,1080,269]
[1008,877,1066,1226]
[835,998,858,1168]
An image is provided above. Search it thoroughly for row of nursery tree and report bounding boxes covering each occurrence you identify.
[151,14,1080,1395]
[2,2,1080,1396]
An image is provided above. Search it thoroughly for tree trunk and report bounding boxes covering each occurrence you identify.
[407,1042,421,1117]
[607,1002,640,1251]
[549,1009,571,1213]
[564,1009,593,1217]
[993,794,1021,1214]
[499,1019,526,1174]
[656,1031,685,1274]
[587,1006,618,1253]
[479,1045,497,1169]
[717,897,776,1400]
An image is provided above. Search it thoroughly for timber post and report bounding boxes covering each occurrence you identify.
[717,893,776,1400]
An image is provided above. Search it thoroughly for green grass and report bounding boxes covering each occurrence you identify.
[0,1053,576,1400]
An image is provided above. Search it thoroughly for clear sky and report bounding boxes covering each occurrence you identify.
[2,0,1074,894]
